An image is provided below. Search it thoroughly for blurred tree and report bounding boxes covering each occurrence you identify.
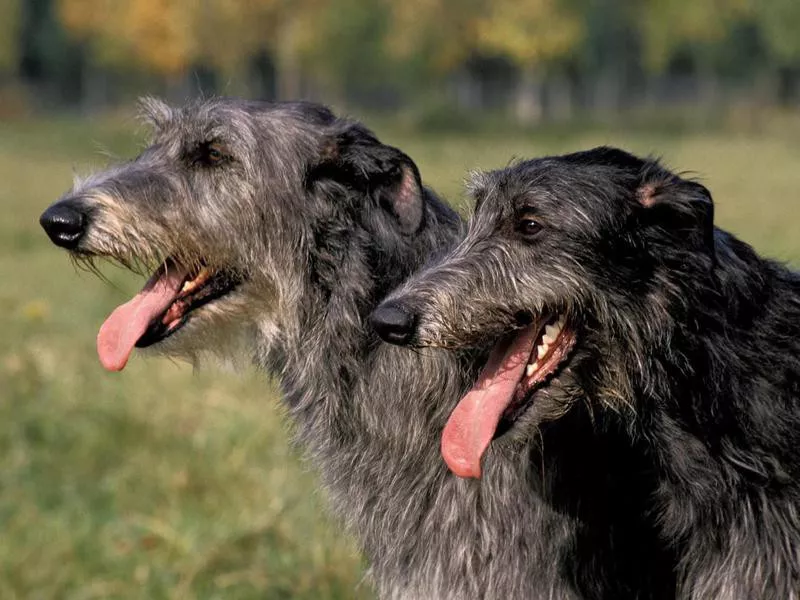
[18,0,87,108]
[635,0,751,108]
[0,0,21,76]
[192,0,286,95]
[193,0,334,99]
[383,0,493,118]
[638,0,742,72]
[386,0,584,121]
[385,0,484,82]
[754,0,800,64]
[576,0,639,115]
[6,0,800,117]
[475,0,583,121]
[305,0,403,108]
[57,0,331,99]
[58,0,193,106]
[738,0,800,105]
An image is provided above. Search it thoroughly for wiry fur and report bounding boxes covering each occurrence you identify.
[43,104,673,598]
[377,146,800,599]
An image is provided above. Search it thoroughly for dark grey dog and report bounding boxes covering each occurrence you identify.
[40,101,670,599]
[372,146,800,599]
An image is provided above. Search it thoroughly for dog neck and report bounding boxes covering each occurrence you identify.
[255,192,675,599]
[281,191,466,463]
[628,234,799,483]
[609,231,800,597]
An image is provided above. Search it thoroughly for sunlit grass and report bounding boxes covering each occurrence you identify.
[0,113,798,599]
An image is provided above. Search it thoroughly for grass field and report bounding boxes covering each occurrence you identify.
[1,113,798,599]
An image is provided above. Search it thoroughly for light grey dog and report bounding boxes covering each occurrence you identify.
[39,99,671,599]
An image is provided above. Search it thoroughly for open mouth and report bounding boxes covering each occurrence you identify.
[135,264,240,349]
[503,313,577,423]
[96,259,241,372]
[440,312,577,479]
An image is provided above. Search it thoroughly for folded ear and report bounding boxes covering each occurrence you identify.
[309,123,424,234]
[635,171,715,255]
[384,159,424,234]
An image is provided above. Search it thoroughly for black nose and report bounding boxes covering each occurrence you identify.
[370,302,417,346]
[39,203,86,249]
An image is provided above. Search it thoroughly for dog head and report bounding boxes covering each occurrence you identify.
[40,97,452,370]
[370,146,716,477]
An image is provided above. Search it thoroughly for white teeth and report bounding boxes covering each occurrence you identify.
[542,316,565,345]
[180,267,212,295]
[526,314,566,379]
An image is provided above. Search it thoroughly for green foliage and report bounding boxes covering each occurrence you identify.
[0,0,20,74]
[756,0,800,63]
[385,0,483,74]
[307,0,398,101]
[476,0,584,68]
[5,0,800,113]
[636,0,750,72]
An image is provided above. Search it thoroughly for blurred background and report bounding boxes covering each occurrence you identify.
[1,1,799,599]
[2,0,800,125]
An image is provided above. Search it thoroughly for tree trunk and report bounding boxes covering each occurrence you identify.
[453,67,481,111]
[80,61,108,115]
[165,72,192,105]
[594,67,622,117]
[753,67,779,108]
[515,66,543,124]
[547,73,573,122]
[696,57,722,113]
[276,18,301,100]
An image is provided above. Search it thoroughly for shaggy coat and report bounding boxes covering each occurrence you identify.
[41,103,673,599]
[374,146,800,599]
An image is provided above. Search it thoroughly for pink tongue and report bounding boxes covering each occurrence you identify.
[96,266,188,372]
[441,325,539,479]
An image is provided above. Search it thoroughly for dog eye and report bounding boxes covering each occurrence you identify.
[517,216,542,238]
[206,143,225,165]
[193,141,228,167]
